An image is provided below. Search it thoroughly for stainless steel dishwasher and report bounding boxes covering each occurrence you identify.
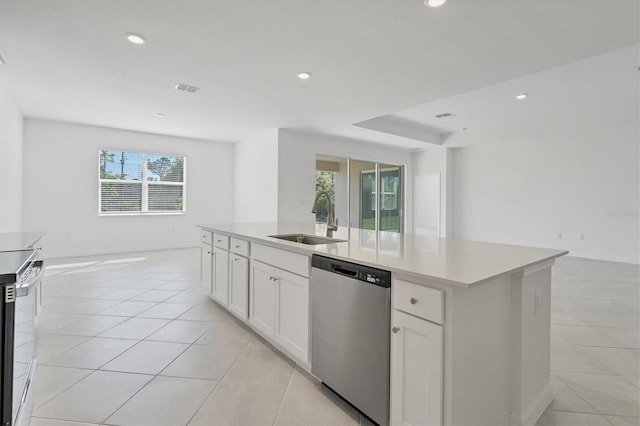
[311,254,391,426]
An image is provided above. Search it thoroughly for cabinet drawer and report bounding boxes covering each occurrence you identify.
[251,243,309,277]
[393,279,443,325]
[213,233,229,249]
[230,237,250,256]
[200,230,213,245]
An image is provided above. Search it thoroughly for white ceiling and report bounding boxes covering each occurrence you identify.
[0,0,638,149]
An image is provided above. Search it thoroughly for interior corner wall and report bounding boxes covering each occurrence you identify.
[277,130,414,229]
[452,124,639,264]
[233,128,279,222]
[0,81,24,232]
[23,119,234,258]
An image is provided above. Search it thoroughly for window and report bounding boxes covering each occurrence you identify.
[314,170,336,223]
[99,149,186,214]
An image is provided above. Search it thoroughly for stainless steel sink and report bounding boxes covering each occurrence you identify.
[268,234,347,245]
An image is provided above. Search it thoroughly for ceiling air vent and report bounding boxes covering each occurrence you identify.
[435,112,455,118]
[174,83,200,93]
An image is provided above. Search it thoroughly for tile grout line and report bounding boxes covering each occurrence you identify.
[272,366,296,426]
[552,370,637,419]
[35,260,198,424]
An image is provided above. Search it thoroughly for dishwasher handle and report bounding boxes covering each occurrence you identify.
[332,264,357,277]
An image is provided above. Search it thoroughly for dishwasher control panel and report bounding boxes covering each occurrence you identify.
[312,255,391,288]
[362,272,386,285]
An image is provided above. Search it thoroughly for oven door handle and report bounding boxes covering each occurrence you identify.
[16,260,44,296]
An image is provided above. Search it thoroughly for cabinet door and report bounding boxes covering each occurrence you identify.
[229,255,249,320]
[249,261,276,337]
[200,243,213,295]
[391,310,443,426]
[274,268,309,364]
[211,248,229,306]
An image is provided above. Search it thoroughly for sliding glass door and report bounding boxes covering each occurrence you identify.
[359,166,402,232]
[316,156,403,233]
[378,165,402,232]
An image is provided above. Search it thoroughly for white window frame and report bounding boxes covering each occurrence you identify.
[98,149,187,216]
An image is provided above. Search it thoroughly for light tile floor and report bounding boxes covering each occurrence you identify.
[28,249,638,426]
[538,256,639,426]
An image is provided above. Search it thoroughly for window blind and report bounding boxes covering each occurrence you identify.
[99,149,186,214]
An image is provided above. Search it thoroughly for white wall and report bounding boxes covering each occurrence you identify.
[452,124,639,264]
[0,79,24,232]
[233,128,279,222]
[23,119,234,258]
[277,130,414,229]
[412,147,453,237]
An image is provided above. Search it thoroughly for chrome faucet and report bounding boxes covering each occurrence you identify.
[311,191,338,237]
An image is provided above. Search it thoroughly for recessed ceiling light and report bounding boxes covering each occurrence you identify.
[516,93,528,100]
[125,33,147,45]
[153,113,167,118]
[297,72,311,80]
[425,0,447,7]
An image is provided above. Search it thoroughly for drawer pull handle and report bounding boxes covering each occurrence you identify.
[392,327,399,334]
[235,244,241,248]
[410,297,418,305]
[217,239,222,243]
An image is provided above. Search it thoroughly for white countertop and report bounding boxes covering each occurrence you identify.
[0,231,45,252]
[198,222,568,288]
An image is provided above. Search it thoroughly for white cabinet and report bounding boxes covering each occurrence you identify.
[211,247,229,306]
[200,242,213,295]
[230,237,250,257]
[249,260,276,336]
[390,309,443,426]
[229,254,249,320]
[199,233,310,365]
[249,259,309,364]
[213,233,229,249]
[200,231,250,311]
[275,267,309,362]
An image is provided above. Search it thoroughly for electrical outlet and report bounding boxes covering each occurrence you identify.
[579,234,585,240]
[556,233,562,240]
[534,291,542,314]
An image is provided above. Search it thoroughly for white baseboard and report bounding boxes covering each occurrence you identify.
[511,383,553,426]
[43,244,198,259]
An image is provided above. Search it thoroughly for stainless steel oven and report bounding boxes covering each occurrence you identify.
[1,249,43,426]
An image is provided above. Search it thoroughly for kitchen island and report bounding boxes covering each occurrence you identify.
[197,222,567,426]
